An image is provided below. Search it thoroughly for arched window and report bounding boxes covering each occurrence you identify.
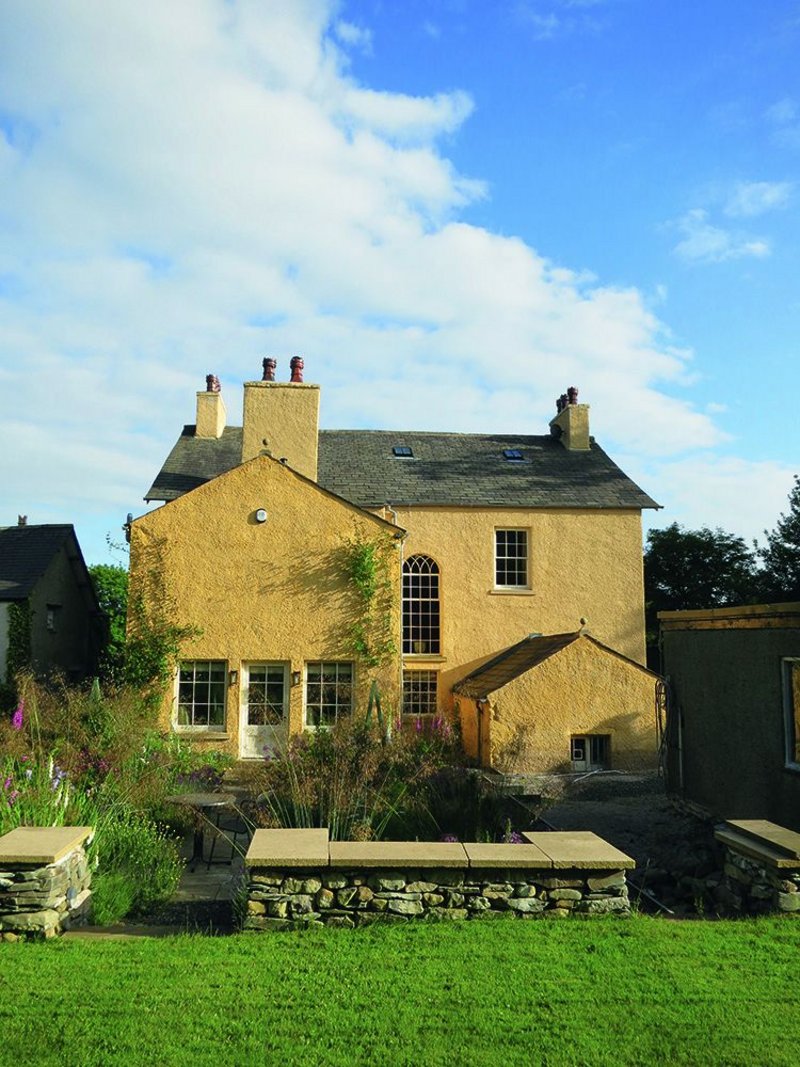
[403,555,440,655]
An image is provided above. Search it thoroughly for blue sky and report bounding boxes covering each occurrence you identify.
[0,0,797,564]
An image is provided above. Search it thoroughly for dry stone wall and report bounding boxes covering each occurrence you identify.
[715,819,800,916]
[243,829,635,930]
[0,827,93,941]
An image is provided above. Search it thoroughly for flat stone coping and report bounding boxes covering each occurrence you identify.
[523,831,635,870]
[245,828,330,868]
[725,819,800,860]
[463,842,551,869]
[715,827,800,870]
[329,841,468,868]
[0,826,94,865]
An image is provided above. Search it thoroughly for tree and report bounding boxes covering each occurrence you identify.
[643,523,758,664]
[759,475,800,602]
[89,563,128,682]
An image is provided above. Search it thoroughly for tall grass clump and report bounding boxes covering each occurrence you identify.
[250,712,465,840]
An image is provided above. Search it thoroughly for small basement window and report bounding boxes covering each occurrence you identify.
[571,735,611,771]
[393,445,413,457]
[503,448,523,461]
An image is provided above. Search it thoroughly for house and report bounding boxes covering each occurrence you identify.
[660,602,800,831]
[0,521,103,689]
[131,361,661,768]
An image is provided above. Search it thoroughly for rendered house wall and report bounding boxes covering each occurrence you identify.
[28,545,99,682]
[129,453,402,757]
[388,504,647,718]
[457,635,658,772]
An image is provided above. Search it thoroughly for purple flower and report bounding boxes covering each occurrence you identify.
[414,718,423,733]
[441,833,459,843]
[11,701,24,731]
[3,777,12,791]
[8,790,19,804]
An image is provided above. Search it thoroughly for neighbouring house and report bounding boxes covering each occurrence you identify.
[0,521,103,688]
[660,602,800,831]
[130,360,661,768]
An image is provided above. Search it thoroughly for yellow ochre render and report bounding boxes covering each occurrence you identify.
[129,453,402,758]
[459,636,658,772]
[241,381,320,480]
[383,503,647,713]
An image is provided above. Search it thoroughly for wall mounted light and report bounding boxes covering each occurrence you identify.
[291,670,301,687]
[229,669,239,687]
[255,509,268,524]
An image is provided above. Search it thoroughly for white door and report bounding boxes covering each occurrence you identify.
[240,663,288,759]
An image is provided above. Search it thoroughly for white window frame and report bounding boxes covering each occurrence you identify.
[402,670,439,716]
[783,658,800,770]
[304,661,354,729]
[175,659,227,730]
[494,528,530,590]
[402,555,441,655]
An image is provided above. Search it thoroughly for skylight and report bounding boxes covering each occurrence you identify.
[393,446,413,457]
[503,449,523,461]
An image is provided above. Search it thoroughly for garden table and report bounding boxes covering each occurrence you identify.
[165,792,236,871]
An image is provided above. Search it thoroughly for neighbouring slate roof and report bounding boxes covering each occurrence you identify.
[453,630,658,698]
[0,525,76,600]
[145,427,659,510]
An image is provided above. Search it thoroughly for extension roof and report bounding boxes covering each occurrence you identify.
[452,631,657,699]
[0,525,87,601]
[145,427,658,511]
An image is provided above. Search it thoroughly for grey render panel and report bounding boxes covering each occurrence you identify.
[662,625,800,831]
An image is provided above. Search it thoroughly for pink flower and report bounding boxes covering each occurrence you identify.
[11,701,24,731]
[3,777,12,791]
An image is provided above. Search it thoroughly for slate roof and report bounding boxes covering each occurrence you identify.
[145,426,659,510]
[452,631,657,699]
[452,632,582,698]
[0,525,77,600]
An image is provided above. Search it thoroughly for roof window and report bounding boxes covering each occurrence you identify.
[503,448,523,461]
[393,446,413,457]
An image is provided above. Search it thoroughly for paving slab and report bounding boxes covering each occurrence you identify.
[329,841,468,868]
[725,819,800,860]
[245,828,329,868]
[0,826,94,865]
[522,831,635,870]
[463,842,551,869]
[715,828,800,870]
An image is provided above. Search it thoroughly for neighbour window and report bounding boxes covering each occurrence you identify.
[305,662,353,728]
[402,555,441,655]
[46,604,61,632]
[177,660,226,728]
[783,659,800,767]
[495,529,529,588]
[402,670,438,716]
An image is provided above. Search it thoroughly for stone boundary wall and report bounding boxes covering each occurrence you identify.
[243,829,635,930]
[715,819,800,916]
[0,827,94,941]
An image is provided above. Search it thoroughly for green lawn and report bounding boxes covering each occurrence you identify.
[1,917,798,1066]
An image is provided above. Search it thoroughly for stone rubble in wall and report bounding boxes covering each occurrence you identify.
[244,867,630,930]
[0,846,93,941]
[715,847,800,915]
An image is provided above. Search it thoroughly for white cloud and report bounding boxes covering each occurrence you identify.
[640,455,796,547]
[0,0,731,560]
[765,97,797,126]
[671,209,770,264]
[334,19,373,54]
[724,180,793,218]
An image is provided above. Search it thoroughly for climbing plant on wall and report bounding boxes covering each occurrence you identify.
[342,534,397,669]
